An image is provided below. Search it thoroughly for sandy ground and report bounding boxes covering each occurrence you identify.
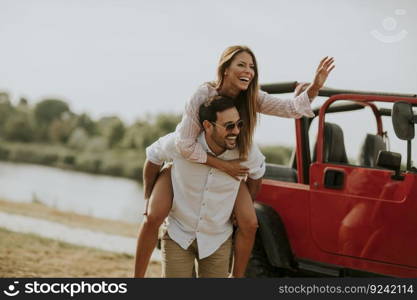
[0,228,161,277]
[0,200,161,278]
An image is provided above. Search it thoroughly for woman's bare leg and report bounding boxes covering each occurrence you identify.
[232,182,258,277]
[134,167,173,277]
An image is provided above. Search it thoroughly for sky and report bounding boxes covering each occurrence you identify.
[1,0,416,160]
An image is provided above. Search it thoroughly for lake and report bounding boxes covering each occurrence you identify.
[0,162,145,223]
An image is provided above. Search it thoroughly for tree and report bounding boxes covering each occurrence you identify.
[18,97,28,106]
[0,93,13,134]
[97,116,125,148]
[48,119,74,144]
[108,121,125,148]
[34,99,70,125]
[154,113,181,135]
[76,113,97,136]
[120,113,180,150]
[33,99,70,142]
[3,112,34,142]
[67,128,89,150]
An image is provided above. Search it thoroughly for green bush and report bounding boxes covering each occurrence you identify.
[118,150,146,180]
[126,165,143,181]
[63,154,75,165]
[85,136,108,152]
[0,142,73,166]
[8,147,36,163]
[98,150,145,179]
[67,128,89,150]
[260,145,293,165]
[0,145,10,160]
[3,114,34,142]
[40,153,59,165]
[96,116,125,148]
[75,153,103,174]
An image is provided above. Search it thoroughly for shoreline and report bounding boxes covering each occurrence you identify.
[0,199,139,238]
[0,199,161,277]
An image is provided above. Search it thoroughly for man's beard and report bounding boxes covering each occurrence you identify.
[212,129,238,151]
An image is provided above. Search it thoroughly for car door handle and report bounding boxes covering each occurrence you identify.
[324,169,345,189]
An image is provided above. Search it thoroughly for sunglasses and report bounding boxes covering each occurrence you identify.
[210,119,244,131]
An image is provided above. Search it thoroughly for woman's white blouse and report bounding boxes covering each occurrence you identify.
[174,83,315,163]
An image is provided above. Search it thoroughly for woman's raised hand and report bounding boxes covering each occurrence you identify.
[313,56,335,89]
[307,56,335,100]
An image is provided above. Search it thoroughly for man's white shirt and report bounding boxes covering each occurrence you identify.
[146,132,265,259]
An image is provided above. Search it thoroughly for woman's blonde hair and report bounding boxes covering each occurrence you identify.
[211,45,259,159]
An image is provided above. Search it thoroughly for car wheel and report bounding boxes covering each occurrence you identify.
[245,235,284,277]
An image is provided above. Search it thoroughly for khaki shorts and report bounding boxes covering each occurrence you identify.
[161,231,232,278]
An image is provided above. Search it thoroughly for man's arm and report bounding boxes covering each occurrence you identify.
[246,177,262,201]
[142,159,163,200]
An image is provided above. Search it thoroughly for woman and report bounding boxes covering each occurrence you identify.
[134,45,335,277]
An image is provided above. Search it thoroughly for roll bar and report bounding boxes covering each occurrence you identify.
[260,82,417,98]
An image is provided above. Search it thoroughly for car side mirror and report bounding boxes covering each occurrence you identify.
[376,150,404,180]
[392,102,416,140]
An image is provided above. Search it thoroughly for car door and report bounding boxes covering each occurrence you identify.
[309,152,417,269]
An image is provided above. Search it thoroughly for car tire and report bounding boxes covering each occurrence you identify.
[245,235,284,278]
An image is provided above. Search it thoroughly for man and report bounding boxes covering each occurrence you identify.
[143,96,265,277]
